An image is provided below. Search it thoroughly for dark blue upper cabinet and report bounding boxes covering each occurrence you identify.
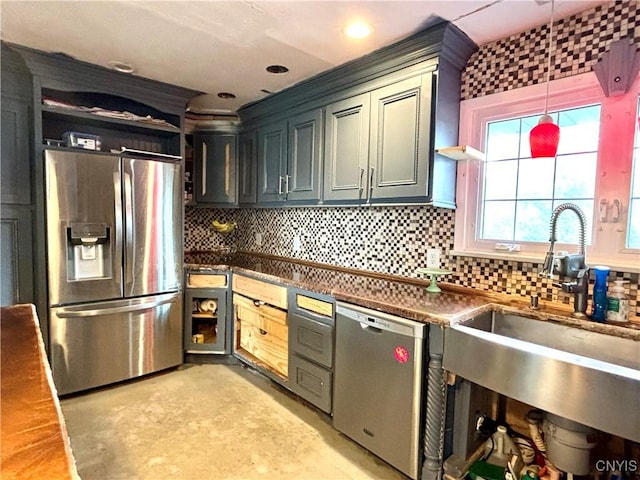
[257,120,288,204]
[286,109,323,203]
[323,93,370,203]
[194,132,238,206]
[240,21,477,208]
[368,74,433,202]
[238,130,258,205]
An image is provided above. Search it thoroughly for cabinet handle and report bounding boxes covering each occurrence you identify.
[358,165,365,193]
[253,300,265,307]
[259,328,268,335]
[285,174,290,194]
[369,166,375,199]
[278,176,284,195]
[202,141,207,197]
[224,142,230,196]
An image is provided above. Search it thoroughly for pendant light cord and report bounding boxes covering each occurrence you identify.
[544,0,555,114]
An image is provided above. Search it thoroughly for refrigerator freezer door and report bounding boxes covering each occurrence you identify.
[49,292,183,395]
[123,157,182,297]
[45,150,123,306]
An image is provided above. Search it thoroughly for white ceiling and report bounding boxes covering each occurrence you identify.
[1,0,607,113]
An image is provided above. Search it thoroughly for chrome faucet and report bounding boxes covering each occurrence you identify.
[539,203,589,318]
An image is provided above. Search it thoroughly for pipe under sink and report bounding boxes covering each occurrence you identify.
[443,311,640,442]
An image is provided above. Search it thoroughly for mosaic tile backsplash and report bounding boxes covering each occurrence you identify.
[185,1,640,318]
[461,0,640,100]
[185,205,639,318]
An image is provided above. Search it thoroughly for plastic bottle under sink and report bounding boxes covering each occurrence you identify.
[485,425,523,471]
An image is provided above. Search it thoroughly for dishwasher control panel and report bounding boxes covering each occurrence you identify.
[335,303,425,338]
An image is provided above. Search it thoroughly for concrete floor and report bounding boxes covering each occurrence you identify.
[61,363,408,480]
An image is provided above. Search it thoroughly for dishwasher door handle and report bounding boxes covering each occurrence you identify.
[360,323,382,333]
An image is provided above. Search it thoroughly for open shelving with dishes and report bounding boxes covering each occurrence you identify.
[40,88,182,156]
[10,42,200,160]
[189,300,220,345]
[184,271,229,354]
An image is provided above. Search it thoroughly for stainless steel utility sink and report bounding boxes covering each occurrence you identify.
[443,311,640,442]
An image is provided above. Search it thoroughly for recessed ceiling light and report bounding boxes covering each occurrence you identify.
[107,60,135,74]
[217,92,237,99]
[266,65,289,74]
[343,21,373,39]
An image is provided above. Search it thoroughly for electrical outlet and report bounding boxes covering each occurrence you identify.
[255,232,262,246]
[426,248,440,268]
[293,235,302,252]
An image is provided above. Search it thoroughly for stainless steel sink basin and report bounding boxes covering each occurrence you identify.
[443,311,640,442]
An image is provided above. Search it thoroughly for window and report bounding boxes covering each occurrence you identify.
[454,72,640,271]
[481,105,600,244]
[628,99,640,249]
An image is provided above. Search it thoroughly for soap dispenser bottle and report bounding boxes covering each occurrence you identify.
[591,265,610,322]
[606,279,629,324]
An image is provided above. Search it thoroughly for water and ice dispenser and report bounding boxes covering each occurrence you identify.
[67,223,111,280]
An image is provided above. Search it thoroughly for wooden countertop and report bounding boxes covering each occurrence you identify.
[185,251,640,340]
[1,304,79,480]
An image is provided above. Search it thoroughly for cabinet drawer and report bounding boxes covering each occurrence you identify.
[232,274,288,309]
[289,312,333,368]
[295,294,333,318]
[289,354,332,413]
[233,294,287,332]
[239,323,288,378]
[233,293,288,378]
[186,273,228,288]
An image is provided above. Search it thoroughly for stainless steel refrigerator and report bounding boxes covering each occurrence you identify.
[45,149,183,395]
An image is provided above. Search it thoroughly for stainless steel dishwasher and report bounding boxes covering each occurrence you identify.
[333,302,426,480]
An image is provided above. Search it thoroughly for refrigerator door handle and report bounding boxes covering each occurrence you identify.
[55,293,180,318]
[123,170,134,289]
[114,169,124,290]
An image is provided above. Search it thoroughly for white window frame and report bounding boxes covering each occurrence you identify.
[453,71,640,273]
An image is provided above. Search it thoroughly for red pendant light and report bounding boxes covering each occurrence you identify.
[530,114,560,158]
[530,0,560,158]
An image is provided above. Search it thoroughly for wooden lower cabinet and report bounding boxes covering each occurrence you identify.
[232,274,288,309]
[231,277,337,413]
[233,293,288,379]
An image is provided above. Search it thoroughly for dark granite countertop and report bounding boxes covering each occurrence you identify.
[185,251,640,340]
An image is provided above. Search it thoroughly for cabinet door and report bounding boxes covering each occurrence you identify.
[369,74,433,201]
[194,133,238,206]
[257,121,287,204]
[238,131,257,204]
[288,312,333,368]
[286,109,322,202]
[1,96,31,205]
[184,287,227,354]
[289,354,332,413]
[0,205,34,306]
[323,94,370,202]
